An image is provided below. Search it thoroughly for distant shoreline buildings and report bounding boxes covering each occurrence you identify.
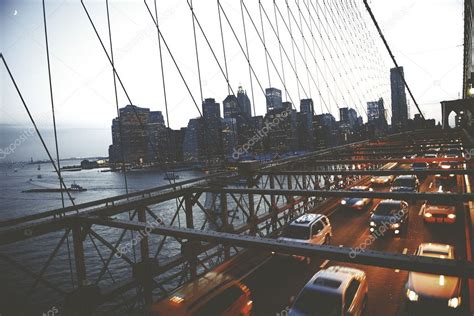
[109,77,436,165]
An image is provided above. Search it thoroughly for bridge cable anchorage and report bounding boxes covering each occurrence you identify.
[106,0,129,197]
[363,0,424,120]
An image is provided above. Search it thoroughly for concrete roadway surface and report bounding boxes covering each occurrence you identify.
[243,169,470,316]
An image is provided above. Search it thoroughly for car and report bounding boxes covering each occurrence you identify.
[405,243,462,310]
[443,149,459,158]
[369,200,409,236]
[370,175,394,185]
[390,175,419,193]
[435,161,458,182]
[424,152,439,165]
[412,162,429,171]
[277,214,332,263]
[150,272,252,316]
[421,201,456,224]
[289,266,368,316]
[340,186,373,210]
[411,162,429,179]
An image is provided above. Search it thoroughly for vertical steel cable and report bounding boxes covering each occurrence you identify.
[217,0,231,95]
[240,0,257,116]
[258,0,272,88]
[285,0,301,101]
[42,0,76,289]
[273,0,287,100]
[190,0,204,103]
[106,0,129,196]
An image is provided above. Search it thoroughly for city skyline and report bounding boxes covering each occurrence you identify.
[1,1,463,131]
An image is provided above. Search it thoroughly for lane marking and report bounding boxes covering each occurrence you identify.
[395,248,408,272]
[320,259,330,268]
[418,204,424,216]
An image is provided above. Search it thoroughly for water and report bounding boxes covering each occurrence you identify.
[0,160,206,314]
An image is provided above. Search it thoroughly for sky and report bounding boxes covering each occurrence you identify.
[0,0,466,161]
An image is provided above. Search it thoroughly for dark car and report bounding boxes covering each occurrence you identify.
[390,175,419,193]
[369,200,409,236]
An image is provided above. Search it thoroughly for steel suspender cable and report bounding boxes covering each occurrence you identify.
[273,1,288,101]
[217,0,231,95]
[258,0,272,88]
[285,0,302,101]
[105,0,129,196]
[190,0,204,103]
[42,0,65,209]
[0,54,76,208]
[240,0,257,116]
[363,0,424,119]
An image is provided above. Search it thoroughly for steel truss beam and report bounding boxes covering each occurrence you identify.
[81,217,474,278]
[196,188,474,202]
[261,169,473,176]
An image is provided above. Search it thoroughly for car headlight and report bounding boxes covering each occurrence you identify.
[370,221,376,227]
[448,297,461,308]
[447,214,456,219]
[424,212,432,218]
[341,200,347,205]
[355,200,364,206]
[406,289,418,302]
[392,223,400,228]
[371,178,375,182]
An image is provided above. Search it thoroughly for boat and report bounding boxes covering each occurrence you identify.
[37,164,41,171]
[164,172,180,180]
[22,182,87,193]
[37,174,42,179]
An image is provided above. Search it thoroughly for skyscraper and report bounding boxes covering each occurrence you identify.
[390,66,408,130]
[265,87,282,112]
[202,98,223,158]
[237,86,252,118]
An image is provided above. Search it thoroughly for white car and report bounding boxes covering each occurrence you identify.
[406,243,462,310]
[277,214,332,263]
[289,266,368,316]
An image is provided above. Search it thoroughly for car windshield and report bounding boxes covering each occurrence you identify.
[374,204,400,216]
[292,288,342,315]
[392,178,415,187]
[412,163,427,168]
[350,187,366,192]
[282,225,310,240]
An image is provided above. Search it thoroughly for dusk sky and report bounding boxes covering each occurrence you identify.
[0,0,465,160]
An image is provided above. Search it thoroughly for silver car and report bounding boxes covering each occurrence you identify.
[290,266,368,316]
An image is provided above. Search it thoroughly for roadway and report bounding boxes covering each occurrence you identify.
[242,166,469,315]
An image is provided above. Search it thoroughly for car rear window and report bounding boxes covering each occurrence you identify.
[194,285,243,316]
[293,288,342,315]
[282,225,310,240]
[392,178,415,187]
[374,204,400,216]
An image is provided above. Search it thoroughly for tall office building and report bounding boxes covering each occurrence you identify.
[367,98,386,122]
[265,87,282,112]
[202,98,223,158]
[237,86,252,118]
[390,66,408,130]
[223,95,239,119]
[339,107,358,127]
